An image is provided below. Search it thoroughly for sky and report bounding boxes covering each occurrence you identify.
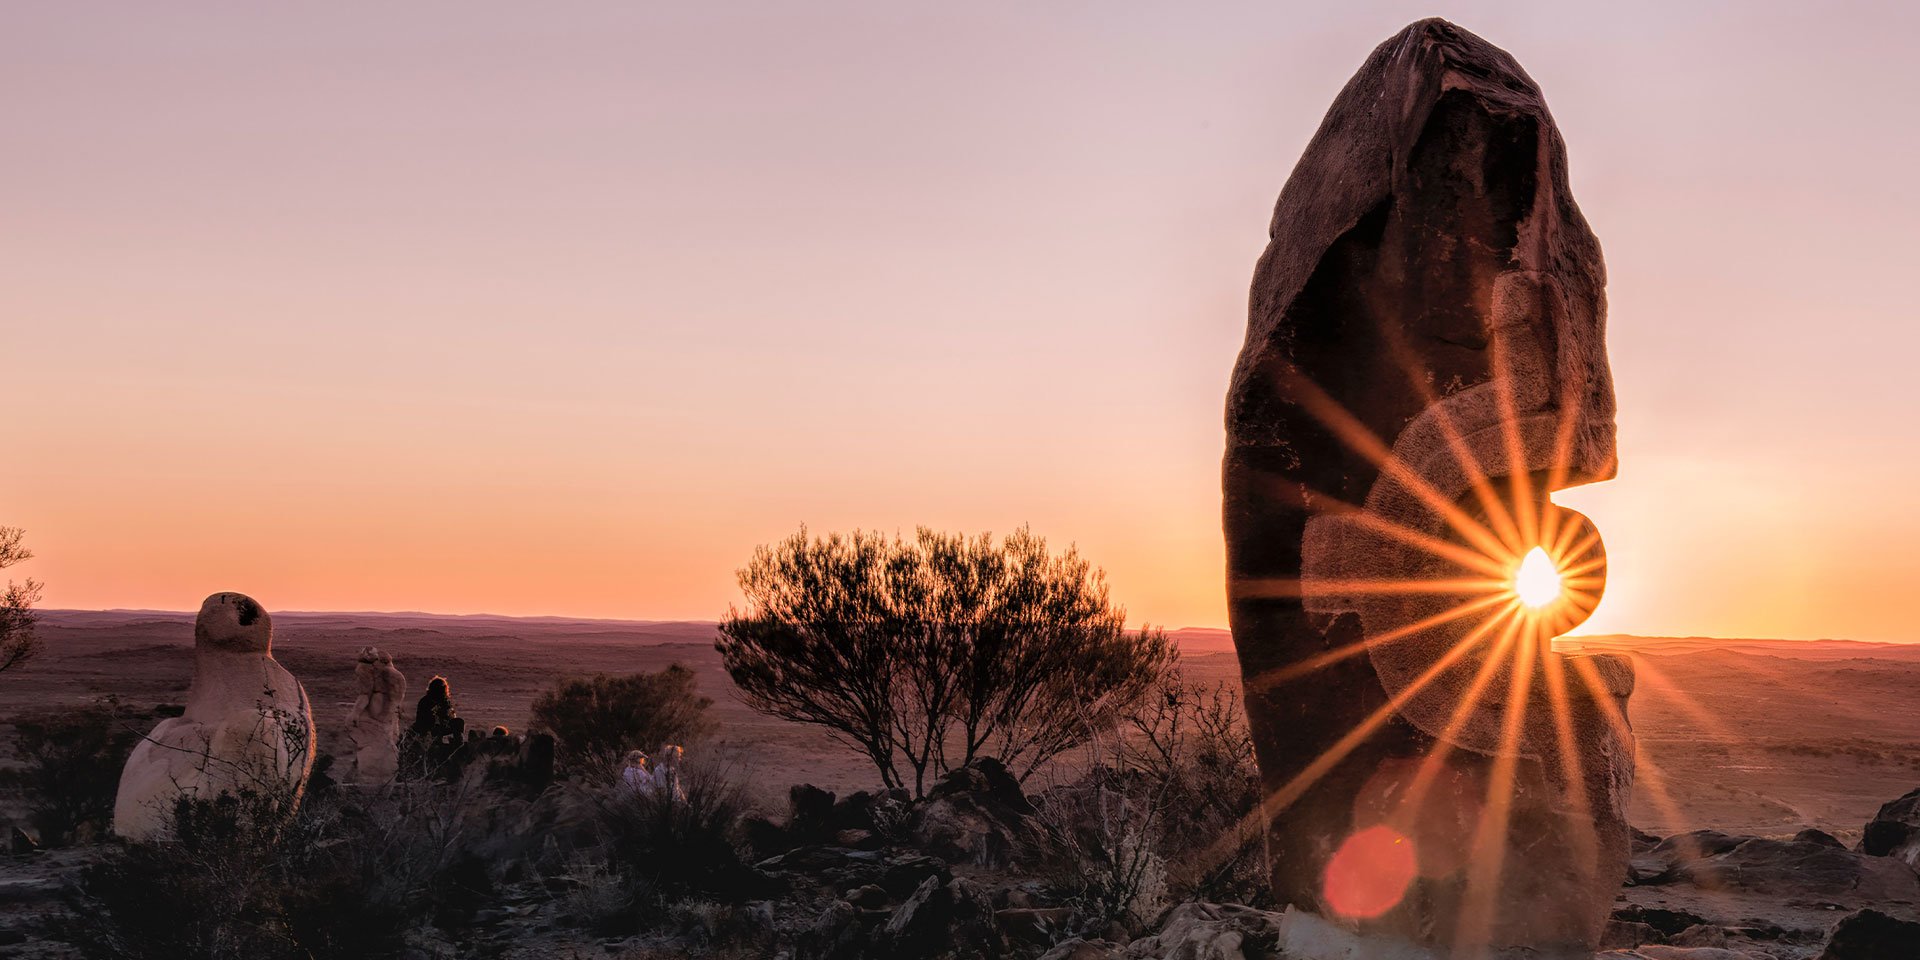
[5,1,1919,642]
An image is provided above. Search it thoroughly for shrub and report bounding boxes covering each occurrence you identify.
[595,758,759,906]
[530,665,715,780]
[60,780,489,960]
[718,526,1177,796]
[0,525,41,676]
[1035,677,1269,931]
[8,699,145,845]
[1121,679,1267,905]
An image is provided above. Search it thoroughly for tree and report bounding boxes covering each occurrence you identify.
[529,665,716,779]
[717,527,1177,796]
[0,526,42,676]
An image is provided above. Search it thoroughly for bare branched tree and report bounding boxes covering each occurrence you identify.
[0,526,43,676]
[717,526,1177,796]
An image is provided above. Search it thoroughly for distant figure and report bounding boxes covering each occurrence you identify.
[621,750,654,793]
[654,744,686,802]
[407,675,466,775]
[343,645,406,784]
[113,593,316,840]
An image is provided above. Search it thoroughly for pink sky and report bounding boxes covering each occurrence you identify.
[6,2,1919,641]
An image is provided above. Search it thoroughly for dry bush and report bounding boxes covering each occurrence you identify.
[5,699,147,845]
[0,526,40,676]
[60,779,499,960]
[718,526,1177,796]
[1121,678,1267,905]
[593,758,761,907]
[530,664,715,780]
[1035,677,1269,931]
[557,852,635,934]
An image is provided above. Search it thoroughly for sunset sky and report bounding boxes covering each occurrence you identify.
[6,2,1919,642]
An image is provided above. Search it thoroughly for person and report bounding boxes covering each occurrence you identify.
[620,749,654,793]
[653,744,685,802]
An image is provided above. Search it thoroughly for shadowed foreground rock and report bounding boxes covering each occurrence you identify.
[1224,18,1633,956]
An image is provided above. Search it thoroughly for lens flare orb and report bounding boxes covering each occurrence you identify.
[1513,547,1561,609]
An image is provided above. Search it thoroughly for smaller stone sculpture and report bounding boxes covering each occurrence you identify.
[112,593,316,840]
[342,645,406,784]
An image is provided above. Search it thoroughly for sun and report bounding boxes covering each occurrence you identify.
[1512,546,1562,609]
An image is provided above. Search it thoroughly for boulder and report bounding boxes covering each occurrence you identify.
[909,760,1040,868]
[1223,17,1630,955]
[1818,908,1920,959]
[112,593,316,840]
[876,874,998,960]
[1858,786,1920,867]
[1121,902,1285,959]
[1795,828,1847,849]
[1618,832,1920,948]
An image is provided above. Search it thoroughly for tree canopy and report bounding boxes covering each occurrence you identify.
[717,526,1176,796]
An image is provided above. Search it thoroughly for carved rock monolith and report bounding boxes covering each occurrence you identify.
[112,592,317,840]
[343,645,406,784]
[1223,19,1634,957]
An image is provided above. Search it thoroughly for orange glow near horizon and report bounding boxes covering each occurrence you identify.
[6,4,1920,644]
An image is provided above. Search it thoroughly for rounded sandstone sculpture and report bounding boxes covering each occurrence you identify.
[343,645,407,783]
[1223,19,1635,957]
[112,592,317,840]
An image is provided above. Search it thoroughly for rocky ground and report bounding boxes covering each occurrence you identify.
[3,764,1919,959]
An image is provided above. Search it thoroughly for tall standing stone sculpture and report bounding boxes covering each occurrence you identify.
[343,645,407,783]
[1224,19,1634,957]
[112,592,317,840]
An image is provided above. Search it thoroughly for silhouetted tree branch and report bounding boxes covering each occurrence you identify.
[0,526,43,676]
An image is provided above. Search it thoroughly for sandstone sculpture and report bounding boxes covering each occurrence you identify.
[1223,19,1634,956]
[343,644,407,784]
[112,592,317,840]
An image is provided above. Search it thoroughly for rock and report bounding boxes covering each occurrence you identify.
[845,884,890,909]
[909,760,1040,868]
[798,900,859,960]
[1601,920,1662,948]
[879,854,948,897]
[1619,832,1920,946]
[1817,908,1920,959]
[1612,907,1711,939]
[112,593,316,840]
[1796,828,1847,849]
[789,784,838,843]
[1859,786,1920,867]
[1038,940,1121,960]
[1676,836,1920,901]
[342,645,406,784]
[1600,949,1767,960]
[1122,902,1285,959]
[878,875,998,960]
[1669,924,1727,948]
[7,828,36,856]
[1222,17,1629,955]
[996,907,1074,947]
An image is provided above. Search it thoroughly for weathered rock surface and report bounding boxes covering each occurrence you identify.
[908,759,1041,869]
[1224,16,1630,955]
[342,645,406,784]
[1857,786,1920,868]
[1620,825,1920,958]
[1816,907,1920,959]
[111,593,316,840]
